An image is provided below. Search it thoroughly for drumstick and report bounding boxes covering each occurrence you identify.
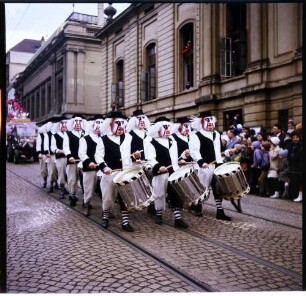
[111,168,123,172]
[120,150,144,161]
[209,160,216,165]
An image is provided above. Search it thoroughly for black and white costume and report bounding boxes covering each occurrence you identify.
[51,117,68,199]
[145,116,189,228]
[78,115,104,216]
[172,116,203,216]
[63,114,86,206]
[43,121,58,192]
[95,111,135,232]
[189,111,231,220]
[36,124,48,188]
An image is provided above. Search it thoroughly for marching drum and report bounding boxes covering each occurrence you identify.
[214,161,250,200]
[168,164,208,207]
[113,165,154,212]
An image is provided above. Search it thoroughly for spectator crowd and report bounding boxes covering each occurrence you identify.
[219,119,303,202]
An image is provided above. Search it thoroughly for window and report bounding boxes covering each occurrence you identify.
[141,43,157,101]
[225,3,247,77]
[47,84,51,112]
[180,23,194,90]
[56,77,63,113]
[111,60,124,109]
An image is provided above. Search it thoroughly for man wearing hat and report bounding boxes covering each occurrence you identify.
[95,110,136,232]
[51,116,69,199]
[63,114,87,207]
[36,123,48,188]
[172,116,203,217]
[145,116,189,228]
[126,109,151,162]
[189,110,231,221]
[43,119,59,193]
[78,114,104,216]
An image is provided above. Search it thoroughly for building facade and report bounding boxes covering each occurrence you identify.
[13,12,103,124]
[96,3,303,130]
[6,39,42,100]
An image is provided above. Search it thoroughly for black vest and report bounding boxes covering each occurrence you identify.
[53,133,65,159]
[195,131,216,164]
[130,130,146,160]
[101,134,126,170]
[82,135,98,172]
[66,131,82,159]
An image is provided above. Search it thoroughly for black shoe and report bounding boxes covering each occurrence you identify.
[53,181,59,190]
[47,186,54,193]
[147,203,156,215]
[64,188,70,195]
[122,223,134,232]
[216,210,231,221]
[174,219,189,228]
[42,182,47,188]
[101,219,109,229]
[70,198,77,207]
[195,203,203,217]
[155,215,163,225]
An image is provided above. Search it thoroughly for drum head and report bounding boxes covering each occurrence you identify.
[168,164,193,183]
[113,166,141,183]
[214,161,240,176]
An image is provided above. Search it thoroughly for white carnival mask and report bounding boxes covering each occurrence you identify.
[59,120,68,132]
[136,115,146,129]
[93,118,104,135]
[179,123,191,136]
[73,117,83,131]
[201,116,216,131]
[111,118,126,136]
[158,123,171,138]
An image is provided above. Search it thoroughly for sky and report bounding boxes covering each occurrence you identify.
[5,2,131,53]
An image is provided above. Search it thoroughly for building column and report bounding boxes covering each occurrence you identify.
[249,3,262,63]
[65,48,77,104]
[202,4,212,78]
[76,49,85,105]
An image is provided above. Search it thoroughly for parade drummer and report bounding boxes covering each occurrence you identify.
[189,111,231,221]
[36,123,48,188]
[63,114,87,207]
[126,109,151,163]
[50,116,69,199]
[43,120,59,193]
[172,116,203,217]
[94,110,136,232]
[145,116,189,228]
[78,114,104,216]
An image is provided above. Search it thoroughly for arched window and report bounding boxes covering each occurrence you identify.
[141,43,156,101]
[112,59,124,109]
[180,23,194,90]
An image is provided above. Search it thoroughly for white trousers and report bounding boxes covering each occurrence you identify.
[100,172,119,210]
[66,164,78,195]
[46,155,57,183]
[39,155,48,179]
[55,157,67,185]
[152,173,169,211]
[83,170,97,204]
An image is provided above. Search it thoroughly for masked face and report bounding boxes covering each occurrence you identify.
[158,123,171,138]
[73,117,83,131]
[59,120,68,132]
[178,123,190,136]
[136,115,146,129]
[93,119,103,135]
[111,118,126,136]
[201,116,216,131]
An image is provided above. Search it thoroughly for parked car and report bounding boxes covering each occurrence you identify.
[6,121,38,164]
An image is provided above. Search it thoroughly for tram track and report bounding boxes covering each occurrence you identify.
[7,163,303,291]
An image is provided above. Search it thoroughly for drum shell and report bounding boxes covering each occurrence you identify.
[214,162,250,200]
[168,165,208,208]
[114,167,154,212]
